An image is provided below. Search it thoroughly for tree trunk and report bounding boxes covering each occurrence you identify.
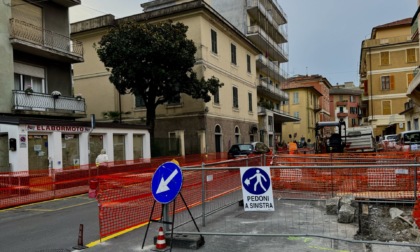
[146,106,156,139]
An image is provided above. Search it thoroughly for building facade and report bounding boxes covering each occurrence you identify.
[360,18,418,137]
[281,75,332,143]
[405,2,420,130]
[0,0,150,172]
[71,0,260,155]
[209,0,298,148]
[329,82,363,128]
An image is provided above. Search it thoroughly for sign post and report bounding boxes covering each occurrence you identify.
[240,167,274,211]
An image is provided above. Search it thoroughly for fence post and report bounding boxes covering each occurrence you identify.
[415,157,418,201]
[201,162,206,227]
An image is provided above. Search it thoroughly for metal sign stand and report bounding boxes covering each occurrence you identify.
[141,192,204,252]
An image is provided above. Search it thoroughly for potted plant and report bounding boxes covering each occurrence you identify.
[75,93,83,101]
[51,90,61,99]
[24,86,33,95]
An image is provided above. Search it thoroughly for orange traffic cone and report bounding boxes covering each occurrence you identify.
[155,227,167,250]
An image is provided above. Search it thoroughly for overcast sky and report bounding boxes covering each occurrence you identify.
[70,0,416,86]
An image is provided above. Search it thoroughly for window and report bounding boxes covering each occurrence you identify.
[382,101,391,115]
[339,107,344,113]
[133,134,144,159]
[351,118,356,126]
[113,134,126,161]
[407,48,416,63]
[415,119,419,130]
[294,112,300,118]
[214,87,220,104]
[381,51,390,65]
[408,121,412,131]
[211,29,217,54]
[234,126,240,144]
[231,43,236,65]
[233,86,238,108]
[248,92,253,112]
[14,62,45,93]
[381,75,394,90]
[246,54,251,73]
[135,95,145,108]
[293,92,299,104]
[350,95,354,102]
[168,94,181,105]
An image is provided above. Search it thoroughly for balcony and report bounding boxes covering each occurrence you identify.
[257,78,288,101]
[247,25,288,62]
[246,0,287,44]
[255,54,287,82]
[362,35,412,48]
[13,91,86,118]
[246,0,287,25]
[10,18,83,63]
[337,112,348,118]
[412,18,418,41]
[51,0,81,7]
[336,101,348,106]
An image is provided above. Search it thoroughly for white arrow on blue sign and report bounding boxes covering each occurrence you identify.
[151,161,183,204]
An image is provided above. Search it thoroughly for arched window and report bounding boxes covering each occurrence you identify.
[234,126,240,144]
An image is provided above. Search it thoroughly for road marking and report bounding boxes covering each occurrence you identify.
[0,194,95,212]
[86,221,151,247]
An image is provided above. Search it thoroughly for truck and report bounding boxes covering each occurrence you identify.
[343,126,376,152]
[315,120,346,153]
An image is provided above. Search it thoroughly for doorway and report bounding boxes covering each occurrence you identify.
[28,135,49,171]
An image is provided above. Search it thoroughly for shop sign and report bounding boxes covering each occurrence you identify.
[27,125,90,133]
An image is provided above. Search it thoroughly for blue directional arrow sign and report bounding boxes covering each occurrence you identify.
[151,161,183,204]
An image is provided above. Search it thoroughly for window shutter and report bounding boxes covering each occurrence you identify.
[408,73,414,86]
[407,49,416,63]
[390,75,395,90]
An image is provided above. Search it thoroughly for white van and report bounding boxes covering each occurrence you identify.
[343,126,376,152]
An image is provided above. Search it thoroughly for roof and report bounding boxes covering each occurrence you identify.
[371,17,412,38]
[329,87,363,96]
[286,74,333,89]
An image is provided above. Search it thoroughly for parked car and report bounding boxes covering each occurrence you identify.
[227,142,271,159]
[394,130,420,151]
[381,134,397,149]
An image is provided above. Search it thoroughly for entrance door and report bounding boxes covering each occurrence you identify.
[0,134,9,172]
[62,134,80,168]
[28,135,49,171]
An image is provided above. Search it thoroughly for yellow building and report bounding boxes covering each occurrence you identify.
[405,4,420,130]
[360,18,418,137]
[281,75,331,144]
[71,0,260,155]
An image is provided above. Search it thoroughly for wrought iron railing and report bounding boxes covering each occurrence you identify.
[9,18,83,57]
[13,91,86,114]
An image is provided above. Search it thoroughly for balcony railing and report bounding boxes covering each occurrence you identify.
[247,25,288,61]
[257,78,289,100]
[13,91,86,115]
[9,18,83,58]
[336,101,348,106]
[404,99,414,110]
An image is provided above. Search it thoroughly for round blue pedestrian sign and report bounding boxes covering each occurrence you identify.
[241,168,271,195]
[151,161,183,204]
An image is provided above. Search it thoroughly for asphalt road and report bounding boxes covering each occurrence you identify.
[0,195,99,252]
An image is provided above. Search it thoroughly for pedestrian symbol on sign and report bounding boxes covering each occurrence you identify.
[242,168,271,195]
[240,167,274,211]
